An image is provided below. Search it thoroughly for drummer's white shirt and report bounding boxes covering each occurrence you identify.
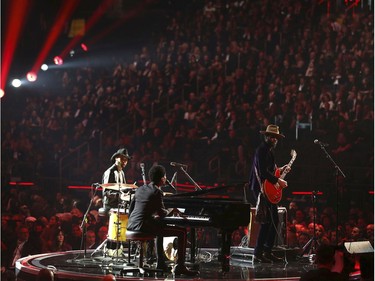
[103,167,126,184]
[114,170,125,183]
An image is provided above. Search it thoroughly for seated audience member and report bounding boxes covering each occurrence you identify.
[36,268,54,281]
[6,225,41,269]
[86,229,98,249]
[67,224,83,250]
[364,224,374,246]
[300,244,348,281]
[43,229,72,252]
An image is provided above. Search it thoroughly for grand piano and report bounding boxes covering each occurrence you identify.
[162,184,251,272]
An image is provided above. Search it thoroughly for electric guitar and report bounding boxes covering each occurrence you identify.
[263,149,297,204]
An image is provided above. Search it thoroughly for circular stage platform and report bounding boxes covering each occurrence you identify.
[15,248,361,281]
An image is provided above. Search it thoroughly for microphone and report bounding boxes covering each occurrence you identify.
[140,163,145,168]
[170,162,188,169]
[92,183,101,189]
[314,139,329,147]
[166,179,177,191]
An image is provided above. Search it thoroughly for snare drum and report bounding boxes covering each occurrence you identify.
[108,209,128,242]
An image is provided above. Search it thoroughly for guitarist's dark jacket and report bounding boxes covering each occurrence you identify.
[247,141,278,205]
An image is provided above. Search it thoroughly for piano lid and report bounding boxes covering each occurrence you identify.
[167,183,246,201]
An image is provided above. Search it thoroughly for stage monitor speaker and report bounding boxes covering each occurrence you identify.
[344,241,374,254]
[247,207,287,248]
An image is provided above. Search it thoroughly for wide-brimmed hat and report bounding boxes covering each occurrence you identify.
[260,125,285,139]
[110,148,132,162]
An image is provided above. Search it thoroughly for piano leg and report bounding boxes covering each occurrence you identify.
[190,228,196,263]
[219,231,231,272]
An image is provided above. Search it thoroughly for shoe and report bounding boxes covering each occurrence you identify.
[173,264,199,276]
[156,262,172,273]
[253,254,272,263]
[263,252,284,263]
[147,257,157,264]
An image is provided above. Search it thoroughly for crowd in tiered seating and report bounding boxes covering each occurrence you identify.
[1,0,373,279]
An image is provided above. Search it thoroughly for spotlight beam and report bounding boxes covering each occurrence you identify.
[1,0,32,90]
[30,0,80,74]
[86,0,154,47]
[59,0,114,60]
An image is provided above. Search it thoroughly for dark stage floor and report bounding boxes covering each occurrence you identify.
[16,247,361,281]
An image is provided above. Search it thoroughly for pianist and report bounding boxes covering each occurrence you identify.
[127,165,199,276]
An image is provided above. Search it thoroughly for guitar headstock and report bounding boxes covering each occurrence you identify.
[290,149,297,160]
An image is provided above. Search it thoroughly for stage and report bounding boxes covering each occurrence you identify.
[15,247,361,281]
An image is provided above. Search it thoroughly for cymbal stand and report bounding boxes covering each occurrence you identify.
[301,191,319,258]
[91,238,108,257]
[112,195,126,262]
[124,190,137,266]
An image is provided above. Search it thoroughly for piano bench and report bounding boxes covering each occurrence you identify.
[121,230,162,277]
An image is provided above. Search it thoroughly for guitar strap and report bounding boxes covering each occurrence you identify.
[254,166,264,194]
[254,166,270,224]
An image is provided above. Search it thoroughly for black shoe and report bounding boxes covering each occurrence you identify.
[156,262,172,273]
[173,264,199,276]
[147,257,157,265]
[263,252,284,263]
[254,254,272,263]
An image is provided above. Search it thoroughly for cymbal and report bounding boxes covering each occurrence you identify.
[101,183,138,191]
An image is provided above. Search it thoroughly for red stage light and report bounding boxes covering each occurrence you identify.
[26,71,37,82]
[53,56,64,65]
[81,43,88,51]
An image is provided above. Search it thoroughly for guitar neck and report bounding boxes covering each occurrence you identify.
[280,169,288,180]
[279,157,295,179]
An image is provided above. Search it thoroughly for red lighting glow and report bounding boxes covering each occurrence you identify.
[292,191,324,195]
[81,43,88,51]
[9,181,35,186]
[1,0,31,92]
[53,56,64,65]
[26,71,37,82]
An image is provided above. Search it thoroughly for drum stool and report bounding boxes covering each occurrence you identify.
[121,230,163,277]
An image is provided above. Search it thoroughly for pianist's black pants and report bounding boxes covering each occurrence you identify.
[155,224,187,266]
[130,219,187,266]
[254,201,279,257]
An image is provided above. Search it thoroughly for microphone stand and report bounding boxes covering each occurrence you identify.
[177,166,202,191]
[301,191,319,258]
[79,183,99,260]
[316,142,346,246]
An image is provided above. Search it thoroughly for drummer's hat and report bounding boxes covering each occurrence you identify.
[260,124,285,139]
[111,148,132,162]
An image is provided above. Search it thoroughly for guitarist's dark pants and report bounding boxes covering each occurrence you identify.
[254,200,279,257]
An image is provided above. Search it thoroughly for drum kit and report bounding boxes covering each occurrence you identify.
[91,183,136,258]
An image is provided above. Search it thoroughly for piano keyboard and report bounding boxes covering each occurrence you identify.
[162,215,211,224]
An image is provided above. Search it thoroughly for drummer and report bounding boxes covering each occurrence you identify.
[102,148,135,214]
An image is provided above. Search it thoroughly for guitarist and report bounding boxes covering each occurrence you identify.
[247,125,290,263]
